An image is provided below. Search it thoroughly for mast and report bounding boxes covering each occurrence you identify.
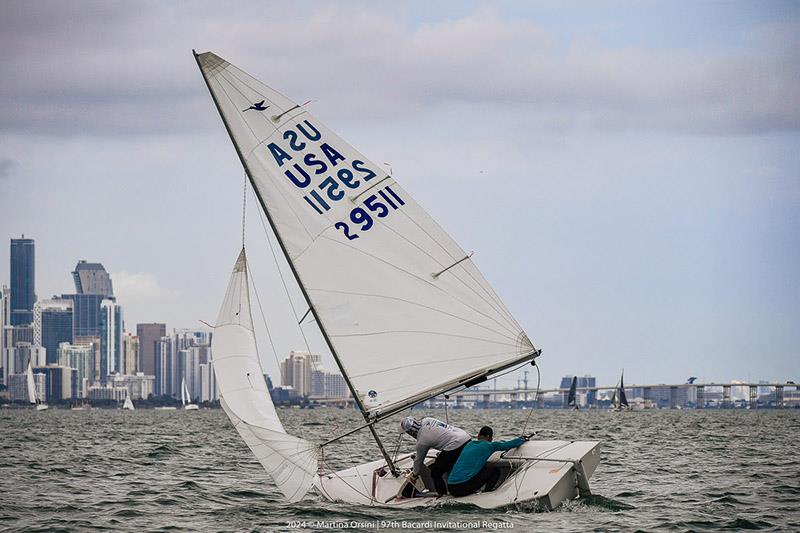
[192,51,398,474]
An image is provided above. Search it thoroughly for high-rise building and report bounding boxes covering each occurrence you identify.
[325,372,348,399]
[121,332,139,375]
[8,371,45,402]
[10,324,33,345]
[42,364,77,401]
[199,362,218,402]
[34,299,73,365]
[0,285,8,380]
[178,347,200,401]
[100,299,123,378]
[155,334,176,397]
[137,323,166,376]
[73,335,101,384]
[62,293,107,338]
[87,384,128,402]
[112,373,154,400]
[10,237,35,326]
[59,342,95,397]
[153,329,212,399]
[72,261,114,296]
[2,343,47,385]
[309,361,349,398]
[280,351,321,397]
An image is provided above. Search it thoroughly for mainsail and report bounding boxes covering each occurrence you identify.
[567,376,577,408]
[195,51,537,419]
[212,249,319,502]
[26,362,37,404]
[619,372,629,408]
[181,378,190,406]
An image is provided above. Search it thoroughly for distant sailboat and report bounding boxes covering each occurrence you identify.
[27,362,48,411]
[619,372,629,409]
[197,50,601,509]
[567,375,579,409]
[611,370,629,411]
[122,392,135,410]
[182,378,199,410]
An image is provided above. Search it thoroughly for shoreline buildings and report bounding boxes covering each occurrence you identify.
[278,350,348,400]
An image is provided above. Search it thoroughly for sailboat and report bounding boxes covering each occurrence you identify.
[122,391,135,411]
[567,376,579,410]
[27,362,48,411]
[197,50,600,509]
[611,371,629,411]
[182,378,199,410]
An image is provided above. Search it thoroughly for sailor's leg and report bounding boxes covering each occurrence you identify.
[480,464,502,492]
[419,464,436,492]
[448,465,496,497]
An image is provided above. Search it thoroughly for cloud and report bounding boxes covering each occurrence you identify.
[112,270,180,326]
[0,2,797,137]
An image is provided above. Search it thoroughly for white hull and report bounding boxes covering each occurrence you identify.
[184,404,199,410]
[315,440,600,509]
[35,404,49,411]
[155,406,177,410]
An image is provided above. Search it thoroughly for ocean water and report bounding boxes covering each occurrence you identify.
[1,408,798,532]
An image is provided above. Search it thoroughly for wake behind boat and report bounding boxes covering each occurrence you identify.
[196,50,601,509]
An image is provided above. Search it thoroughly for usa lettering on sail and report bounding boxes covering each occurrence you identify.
[264,119,407,240]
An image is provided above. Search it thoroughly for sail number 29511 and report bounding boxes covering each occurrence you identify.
[334,185,405,241]
[263,120,408,241]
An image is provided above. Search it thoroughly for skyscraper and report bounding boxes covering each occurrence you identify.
[72,261,114,296]
[121,332,139,375]
[155,334,175,397]
[0,285,8,380]
[137,323,166,376]
[280,351,321,397]
[10,237,35,326]
[33,299,73,365]
[100,299,123,379]
[58,342,95,398]
[62,294,106,338]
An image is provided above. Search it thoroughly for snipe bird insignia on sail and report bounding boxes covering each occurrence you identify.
[243,100,269,112]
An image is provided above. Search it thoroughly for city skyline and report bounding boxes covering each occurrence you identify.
[1,2,798,390]
[2,234,792,391]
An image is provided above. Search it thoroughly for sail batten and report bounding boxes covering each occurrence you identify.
[196,50,537,418]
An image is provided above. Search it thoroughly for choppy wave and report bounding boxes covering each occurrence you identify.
[1,408,799,531]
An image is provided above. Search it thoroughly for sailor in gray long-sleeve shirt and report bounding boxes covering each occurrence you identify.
[401,416,470,495]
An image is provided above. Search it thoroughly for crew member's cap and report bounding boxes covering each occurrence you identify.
[401,417,421,437]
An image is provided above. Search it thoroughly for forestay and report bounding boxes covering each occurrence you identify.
[212,249,319,502]
[196,51,536,418]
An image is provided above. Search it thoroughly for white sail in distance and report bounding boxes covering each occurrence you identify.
[181,378,189,406]
[211,249,319,502]
[196,51,536,418]
[26,363,37,404]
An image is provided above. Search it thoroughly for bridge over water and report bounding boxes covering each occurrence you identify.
[446,382,799,409]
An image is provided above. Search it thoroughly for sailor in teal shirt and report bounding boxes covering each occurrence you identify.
[447,426,527,497]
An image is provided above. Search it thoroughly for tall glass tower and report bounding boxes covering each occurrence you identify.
[10,237,35,326]
[72,261,114,296]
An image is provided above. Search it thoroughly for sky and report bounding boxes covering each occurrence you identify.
[1,1,798,389]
